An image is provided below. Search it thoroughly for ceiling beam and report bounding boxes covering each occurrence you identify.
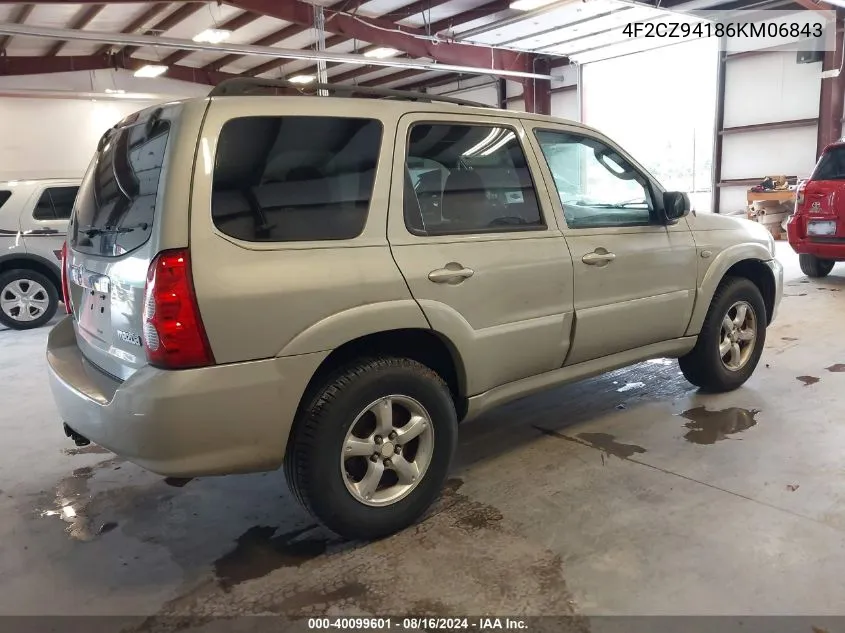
[121,2,204,58]
[360,68,428,87]
[0,3,34,53]
[227,0,532,73]
[0,53,115,75]
[247,32,350,77]
[46,3,105,56]
[162,9,261,67]
[202,24,309,72]
[0,52,238,86]
[94,3,170,55]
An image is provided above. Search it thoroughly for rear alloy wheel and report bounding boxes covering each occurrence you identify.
[679,277,766,393]
[799,254,835,278]
[0,270,59,330]
[285,357,457,540]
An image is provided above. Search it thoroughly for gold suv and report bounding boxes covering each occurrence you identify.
[47,79,783,539]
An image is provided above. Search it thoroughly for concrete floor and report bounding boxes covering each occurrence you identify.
[2,243,845,624]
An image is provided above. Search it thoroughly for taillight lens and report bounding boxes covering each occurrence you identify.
[142,249,214,370]
[60,242,72,314]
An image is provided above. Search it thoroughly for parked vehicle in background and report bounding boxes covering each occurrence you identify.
[0,179,80,329]
[47,80,782,540]
[787,143,845,277]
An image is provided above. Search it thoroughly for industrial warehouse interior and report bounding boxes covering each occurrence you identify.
[2,0,845,631]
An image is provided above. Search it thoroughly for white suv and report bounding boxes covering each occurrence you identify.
[0,178,80,329]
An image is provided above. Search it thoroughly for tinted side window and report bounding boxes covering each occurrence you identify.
[0,191,9,210]
[48,186,79,220]
[404,123,544,236]
[212,116,382,242]
[33,191,55,220]
[534,130,654,229]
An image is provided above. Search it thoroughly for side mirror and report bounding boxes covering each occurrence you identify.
[662,191,691,223]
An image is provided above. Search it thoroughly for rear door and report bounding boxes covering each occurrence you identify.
[388,112,574,396]
[20,183,78,266]
[66,104,185,381]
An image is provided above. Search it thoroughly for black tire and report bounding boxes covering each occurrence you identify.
[285,357,458,540]
[0,269,59,330]
[679,277,766,393]
[799,254,835,278]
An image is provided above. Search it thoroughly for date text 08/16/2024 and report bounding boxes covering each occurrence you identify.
[622,21,824,39]
[307,617,529,630]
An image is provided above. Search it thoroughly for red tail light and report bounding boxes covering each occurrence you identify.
[142,249,214,370]
[60,242,72,314]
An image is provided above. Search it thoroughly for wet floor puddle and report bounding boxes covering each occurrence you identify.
[63,445,110,456]
[827,364,845,372]
[213,524,334,590]
[534,426,647,462]
[797,375,820,386]
[678,406,760,445]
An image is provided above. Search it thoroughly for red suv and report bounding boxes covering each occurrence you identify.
[787,142,845,278]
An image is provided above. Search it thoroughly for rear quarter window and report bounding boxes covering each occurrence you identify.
[211,116,382,242]
[0,191,10,210]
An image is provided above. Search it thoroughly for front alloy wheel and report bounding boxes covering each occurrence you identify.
[719,301,757,372]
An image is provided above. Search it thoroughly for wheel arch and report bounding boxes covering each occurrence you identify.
[686,243,776,336]
[294,328,469,424]
[0,252,62,293]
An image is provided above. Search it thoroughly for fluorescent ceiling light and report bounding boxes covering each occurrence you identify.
[289,74,316,84]
[133,64,168,78]
[364,47,400,59]
[510,0,558,10]
[193,28,232,44]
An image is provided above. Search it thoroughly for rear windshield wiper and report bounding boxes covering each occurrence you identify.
[78,223,149,237]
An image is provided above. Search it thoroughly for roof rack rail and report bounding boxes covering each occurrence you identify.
[207,77,491,108]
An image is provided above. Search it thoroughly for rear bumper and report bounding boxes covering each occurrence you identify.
[787,216,845,260]
[46,316,328,477]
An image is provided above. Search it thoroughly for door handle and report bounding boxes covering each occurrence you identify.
[428,263,475,284]
[582,249,616,266]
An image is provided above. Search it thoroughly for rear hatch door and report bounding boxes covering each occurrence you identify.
[805,145,845,239]
[66,105,179,381]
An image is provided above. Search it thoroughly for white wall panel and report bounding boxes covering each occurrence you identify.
[0,98,156,181]
[510,98,526,112]
[723,52,821,128]
[551,89,578,120]
[718,185,751,216]
[721,125,818,180]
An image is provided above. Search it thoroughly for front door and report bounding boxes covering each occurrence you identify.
[388,113,574,396]
[526,125,697,365]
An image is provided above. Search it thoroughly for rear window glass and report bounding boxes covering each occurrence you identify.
[70,116,170,257]
[212,116,382,242]
[33,186,79,221]
[0,191,10,210]
[814,147,845,180]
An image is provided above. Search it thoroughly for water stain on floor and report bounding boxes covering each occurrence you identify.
[163,477,194,488]
[797,375,820,386]
[678,406,760,445]
[63,445,110,456]
[827,364,845,372]
[213,524,331,591]
[782,337,799,341]
[534,426,647,461]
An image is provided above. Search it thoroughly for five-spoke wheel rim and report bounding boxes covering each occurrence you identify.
[719,300,757,372]
[1,279,49,323]
[341,395,435,507]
